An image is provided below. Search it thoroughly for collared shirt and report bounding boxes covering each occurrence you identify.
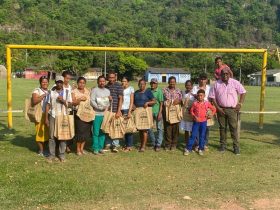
[105,82,123,113]
[163,87,182,101]
[209,78,246,108]
[148,87,164,115]
[192,85,211,101]
[190,101,216,122]
[48,89,72,118]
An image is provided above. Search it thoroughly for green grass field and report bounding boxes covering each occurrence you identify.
[0,79,280,210]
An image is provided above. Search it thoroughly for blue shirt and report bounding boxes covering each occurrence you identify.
[134,89,154,108]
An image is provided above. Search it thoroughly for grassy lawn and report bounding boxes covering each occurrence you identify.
[0,79,280,209]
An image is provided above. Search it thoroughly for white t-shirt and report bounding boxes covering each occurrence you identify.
[48,89,72,118]
[32,88,49,112]
[121,86,134,110]
[192,85,211,101]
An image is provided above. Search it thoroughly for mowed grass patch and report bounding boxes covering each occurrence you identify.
[0,79,280,209]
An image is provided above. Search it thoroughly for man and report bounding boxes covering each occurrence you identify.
[209,68,246,155]
[147,78,164,152]
[45,76,72,162]
[105,71,123,152]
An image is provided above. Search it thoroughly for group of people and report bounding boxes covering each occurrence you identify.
[31,57,246,162]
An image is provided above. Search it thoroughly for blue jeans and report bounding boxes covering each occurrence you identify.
[148,114,163,147]
[122,109,133,147]
[186,121,207,151]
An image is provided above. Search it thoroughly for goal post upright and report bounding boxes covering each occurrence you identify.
[5,45,267,129]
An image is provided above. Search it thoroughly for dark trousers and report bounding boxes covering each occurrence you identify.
[121,109,133,147]
[48,115,66,159]
[164,122,179,148]
[217,108,239,149]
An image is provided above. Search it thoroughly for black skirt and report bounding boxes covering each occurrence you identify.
[74,114,92,141]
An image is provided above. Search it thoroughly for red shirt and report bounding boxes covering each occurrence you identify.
[190,101,216,122]
[215,64,233,80]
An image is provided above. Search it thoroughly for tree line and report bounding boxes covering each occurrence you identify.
[1,0,280,82]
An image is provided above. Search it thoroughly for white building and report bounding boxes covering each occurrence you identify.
[248,69,280,86]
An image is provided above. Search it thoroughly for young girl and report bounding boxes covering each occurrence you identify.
[121,76,134,152]
[184,89,216,156]
[180,80,195,145]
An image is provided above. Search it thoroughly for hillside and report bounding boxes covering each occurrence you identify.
[1,0,280,80]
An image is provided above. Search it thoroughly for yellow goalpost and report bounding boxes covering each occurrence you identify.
[5,45,268,129]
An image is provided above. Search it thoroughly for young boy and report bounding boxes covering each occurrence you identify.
[184,89,216,156]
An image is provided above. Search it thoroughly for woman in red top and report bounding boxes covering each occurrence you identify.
[184,89,216,156]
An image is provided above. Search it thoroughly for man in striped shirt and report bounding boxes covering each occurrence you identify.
[105,71,124,152]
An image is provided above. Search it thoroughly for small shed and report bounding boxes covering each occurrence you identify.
[24,67,49,79]
[145,67,190,83]
[248,69,280,86]
[83,68,102,80]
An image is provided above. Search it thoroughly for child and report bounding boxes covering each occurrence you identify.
[184,89,216,156]
[180,80,195,144]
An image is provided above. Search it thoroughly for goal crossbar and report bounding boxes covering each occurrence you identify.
[5,45,268,129]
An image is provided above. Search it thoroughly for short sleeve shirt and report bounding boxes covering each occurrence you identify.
[48,89,72,118]
[134,89,154,108]
[148,87,164,115]
[32,88,49,112]
[106,82,123,113]
[122,86,135,110]
[163,87,182,101]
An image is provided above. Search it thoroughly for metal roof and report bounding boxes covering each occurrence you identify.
[147,67,189,74]
[250,69,280,76]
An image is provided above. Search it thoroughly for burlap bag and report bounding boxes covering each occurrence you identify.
[25,98,42,123]
[207,109,215,126]
[166,101,183,124]
[121,116,137,133]
[77,100,95,122]
[133,107,153,130]
[109,116,124,139]
[54,106,75,140]
[101,105,114,133]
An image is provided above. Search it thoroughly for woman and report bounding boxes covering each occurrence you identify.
[90,75,111,155]
[180,80,195,144]
[134,79,156,152]
[121,76,134,152]
[72,77,91,156]
[162,76,182,150]
[32,76,50,156]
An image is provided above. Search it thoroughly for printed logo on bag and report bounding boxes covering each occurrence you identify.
[139,111,148,119]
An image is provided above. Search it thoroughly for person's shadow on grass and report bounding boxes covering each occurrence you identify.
[0,121,37,153]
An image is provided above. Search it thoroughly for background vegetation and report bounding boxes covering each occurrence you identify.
[1,0,280,80]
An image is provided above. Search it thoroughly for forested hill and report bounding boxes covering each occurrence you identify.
[1,0,280,80]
